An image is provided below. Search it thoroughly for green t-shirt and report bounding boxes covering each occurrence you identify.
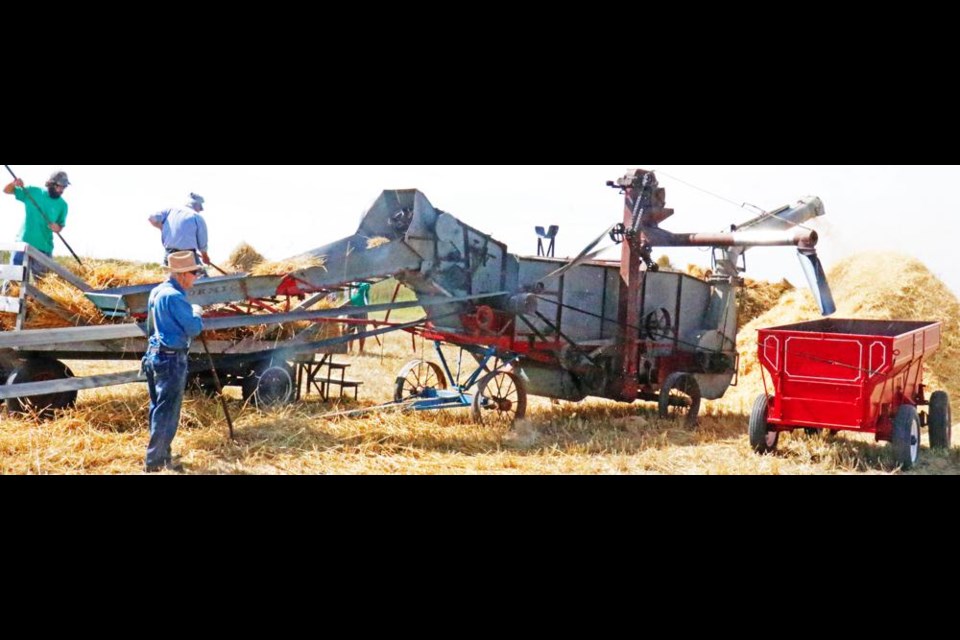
[349,282,371,306]
[14,186,68,254]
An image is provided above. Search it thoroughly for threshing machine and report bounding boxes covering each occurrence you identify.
[277,168,836,425]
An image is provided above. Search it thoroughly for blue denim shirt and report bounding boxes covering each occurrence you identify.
[149,206,208,253]
[147,279,204,350]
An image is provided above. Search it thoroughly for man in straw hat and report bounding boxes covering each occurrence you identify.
[148,192,211,275]
[142,251,205,473]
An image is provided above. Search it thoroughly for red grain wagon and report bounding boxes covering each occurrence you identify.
[750,319,951,469]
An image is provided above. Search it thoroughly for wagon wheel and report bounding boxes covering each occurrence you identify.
[748,394,779,454]
[6,357,78,421]
[242,360,295,408]
[891,404,920,470]
[928,391,952,450]
[658,372,701,428]
[471,370,527,426]
[187,372,219,398]
[394,360,447,403]
[644,308,672,340]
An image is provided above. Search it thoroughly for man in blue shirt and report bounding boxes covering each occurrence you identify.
[142,251,205,473]
[148,193,210,272]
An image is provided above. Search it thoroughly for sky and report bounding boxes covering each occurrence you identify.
[2,165,957,298]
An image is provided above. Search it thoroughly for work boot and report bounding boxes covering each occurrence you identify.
[145,460,185,473]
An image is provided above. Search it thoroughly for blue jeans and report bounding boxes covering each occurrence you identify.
[143,350,189,467]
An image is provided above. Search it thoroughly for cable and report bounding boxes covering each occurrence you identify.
[655,168,816,232]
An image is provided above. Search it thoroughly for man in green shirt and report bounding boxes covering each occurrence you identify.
[3,170,70,273]
[346,282,371,354]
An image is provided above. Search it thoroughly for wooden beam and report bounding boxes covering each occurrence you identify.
[0,296,21,314]
[25,247,92,292]
[0,323,146,348]
[15,253,28,331]
[0,369,145,401]
[0,265,25,281]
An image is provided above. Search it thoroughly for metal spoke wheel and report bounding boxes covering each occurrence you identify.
[928,391,952,450]
[6,357,77,420]
[658,372,701,428]
[243,360,295,408]
[471,370,526,426]
[891,404,920,470]
[394,360,447,402]
[748,394,779,454]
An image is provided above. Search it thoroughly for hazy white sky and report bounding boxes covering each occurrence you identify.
[2,165,957,298]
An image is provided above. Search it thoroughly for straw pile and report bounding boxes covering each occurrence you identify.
[717,252,960,414]
[737,277,794,328]
[250,255,326,276]
[0,259,168,331]
[227,243,266,273]
[684,263,712,280]
[367,236,391,249]
[80,260,167,289]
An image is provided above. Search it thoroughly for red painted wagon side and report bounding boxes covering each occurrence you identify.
[749,319,951,469]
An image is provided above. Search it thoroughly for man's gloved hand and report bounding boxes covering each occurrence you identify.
[192,304,204,316]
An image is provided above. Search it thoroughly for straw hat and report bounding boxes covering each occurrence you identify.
[166,251,204,274]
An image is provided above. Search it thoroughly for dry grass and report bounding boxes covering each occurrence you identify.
[738,277,794,328]
[366,237,391,249]
[227,242,266,272]
[249,256,326,276]
[1,251,957,475]
[2,321,956,475]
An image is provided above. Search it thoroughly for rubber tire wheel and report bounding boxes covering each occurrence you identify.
[891,404,920,470]
[394,360,447,403]
[471,370,527,426]
[187,373,219,398]
[243,361,295,408]
[6,358,77,420]
[928,391,952,450]
[749,394,779,454]
[658,372,701,428]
